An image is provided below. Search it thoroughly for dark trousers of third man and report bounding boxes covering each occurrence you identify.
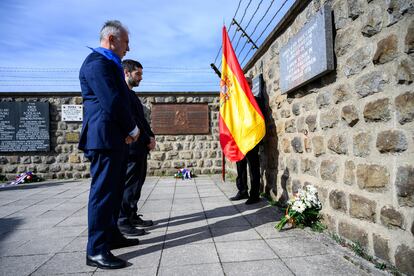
[236,145,260,199]
[118,155,147,226]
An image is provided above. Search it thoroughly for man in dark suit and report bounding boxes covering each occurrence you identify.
[230,77,262,205]
[118,59,156,236]
[79,20,140,270]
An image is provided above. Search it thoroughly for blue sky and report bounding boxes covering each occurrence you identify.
[0,0,294,92]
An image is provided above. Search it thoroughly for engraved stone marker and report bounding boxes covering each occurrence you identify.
[151,104,209,135]
[280,4,334,94]
[0,102,50,152]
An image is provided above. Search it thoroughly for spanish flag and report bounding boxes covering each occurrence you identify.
[219,26,265,162]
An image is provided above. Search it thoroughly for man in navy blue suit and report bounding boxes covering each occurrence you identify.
[118,60,155,237]
[79,20,140,270]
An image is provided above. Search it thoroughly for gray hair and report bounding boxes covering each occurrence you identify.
[99,20,129,41]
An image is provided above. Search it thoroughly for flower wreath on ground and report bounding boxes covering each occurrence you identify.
[276,184,325,232]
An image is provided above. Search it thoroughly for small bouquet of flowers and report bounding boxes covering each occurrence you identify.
[174,168,192,180]
[1,171,42,188]
[276,185,324,231]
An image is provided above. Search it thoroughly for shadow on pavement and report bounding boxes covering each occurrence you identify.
[118,201,285,260]
[0,217,23,254]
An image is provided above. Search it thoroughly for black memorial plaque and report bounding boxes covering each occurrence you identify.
[151,104,209,135]
[279,4,334,94]
[0,102,50,152]
[252,74,263,98]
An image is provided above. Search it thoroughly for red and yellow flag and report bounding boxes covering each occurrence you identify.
[219,26,265,162]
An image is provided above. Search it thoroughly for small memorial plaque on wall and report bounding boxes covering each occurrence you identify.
[62,105,83,121]
[151,103,209,135]
[0,102,50,152]
[279,4,334,94]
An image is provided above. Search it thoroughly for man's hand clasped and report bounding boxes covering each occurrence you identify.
[125,130,140,144]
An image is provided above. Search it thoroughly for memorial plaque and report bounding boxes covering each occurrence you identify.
[62,105,83,121]
[280,4,334,94]
[0,102,50,152]
[252,74,263,98]
[151,104,209,135]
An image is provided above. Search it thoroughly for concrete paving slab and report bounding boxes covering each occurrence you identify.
[160,243,219,267]
[266,236,334,258]
[210,225,262,242]
[215,240,277,262]
[222,259,294,276]
[0,254,52,276]
[158,263,224,276]
[94,267,156,276]
[114,243,163,269]
[31,251,96,275]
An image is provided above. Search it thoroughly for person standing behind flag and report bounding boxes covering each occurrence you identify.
[230,77,263,205]
[79,20,140,270]
[219,26,266,203]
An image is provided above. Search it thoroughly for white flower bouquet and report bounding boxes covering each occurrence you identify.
[276,185,324,231]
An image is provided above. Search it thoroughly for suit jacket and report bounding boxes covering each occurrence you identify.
[127,90,154,159]
[78,51,136,151]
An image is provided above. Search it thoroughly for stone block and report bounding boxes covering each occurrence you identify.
[320,160,339,182]
[292,179,301,193]
[341,105,359,126]
[376,130,408,153]
[361,5,383,37]
[288,159,299,174]
[285,119,296,133]
[151,152,165,161]
[65,132,80,143]
[321,213,336,231]
[17,166,26,173]
[405,19,414,54]
[373,34,399,64]
[380,205,404,228]
[332,0,350,29]
[396,58,414,84]
[328,134,348,155]
[329,190,347,212]
[343,46,372,77]
[148,160,162,169]
[69,154,80,163]
[0,157,7,164]
[49,164,61,173]
[363,98,391,122]
[305,114,317,132]
[8,156,18,164]
[353,132,372,157]
[316,92,331,109]
[395,165,414,206]
[373,234,390,262]
[312,136,325,157]
[411,220,414,236]
[281,109,291,118]
[36,164,49,173]
[296,117,306,134]
[20,156,31,164]
[333,84,351,103]
[74,164,86,171]
[395,244,414,276]
[344,160,355,186]
[304,138,311,153]
[355,71,388,98]
[349,194,376,222]
[301,158,317,177]
[395,91,414,124]
[320,108,339,130]
[338,221,368,247]
[4,165,17,173]
[348,0,365,19]
[386,0,414,26]
[357,164,389,190]
[335,27,355,56]
[292,103,301,115]
[291,137,303,153]
[179,151,193,160]
[281,138,291,153]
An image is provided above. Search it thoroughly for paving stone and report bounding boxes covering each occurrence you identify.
[216,240,277,262]
[32,251,95,275]
[210,226,261,242]
[160,243,219,266]
[267,236,332,258]
[158,263,223,276]
[0,254,53,276]
[222,259,293,276]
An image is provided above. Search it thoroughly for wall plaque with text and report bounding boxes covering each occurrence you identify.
[151,104,209,135]
[0,102,50,152]
[62,105,83,121]
[279,4,334,94]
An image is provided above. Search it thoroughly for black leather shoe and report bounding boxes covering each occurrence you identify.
[245,197,261,205]
[119,225,146,236]
[131,214,154,227]
[230,192,249,201]
[109,237,140,250]
[86,252,126,269]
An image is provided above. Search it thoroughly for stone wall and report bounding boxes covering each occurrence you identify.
[0,92,221,180]
[242,0,414,273]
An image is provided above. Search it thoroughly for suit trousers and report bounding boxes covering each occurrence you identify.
[118,155,148,226]
[84,148,127,255]
[235,144,260,199]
